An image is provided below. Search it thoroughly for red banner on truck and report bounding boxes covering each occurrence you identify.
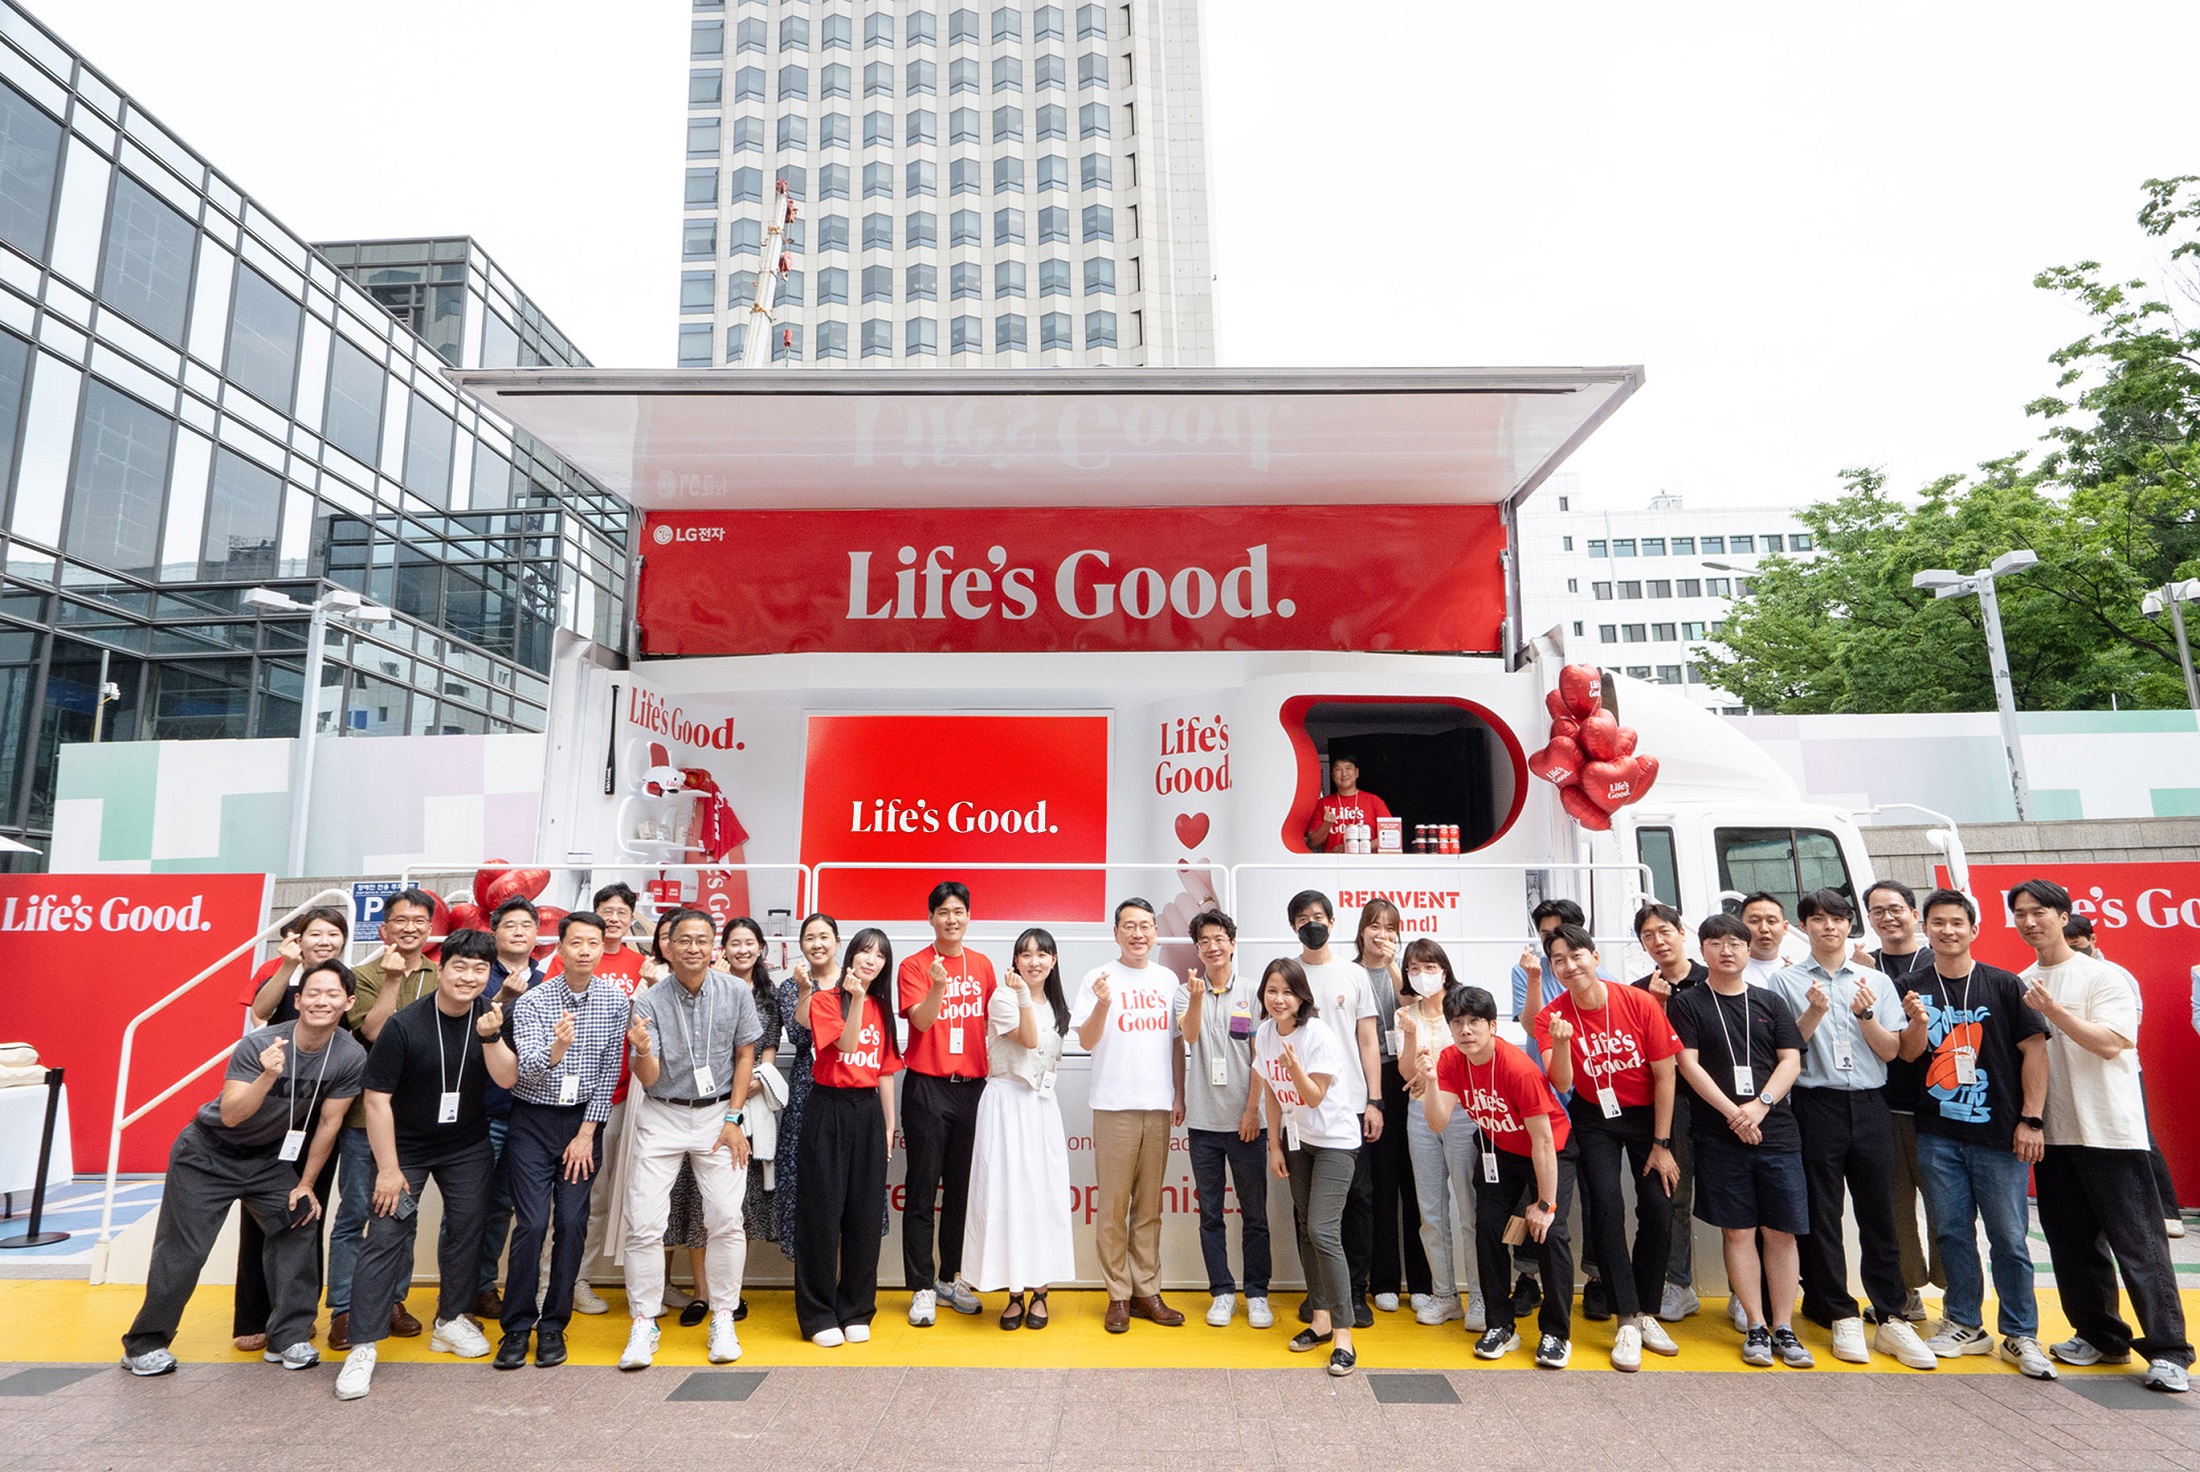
[638,505,1506,656]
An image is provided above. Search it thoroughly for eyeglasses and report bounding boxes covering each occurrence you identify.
[668,936,714,949]
[1866,906,1910,919]
[1119,921,1158,934]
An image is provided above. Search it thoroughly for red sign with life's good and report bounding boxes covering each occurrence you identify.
[801,714,1110,921]
[0,874,270,1172]
[638,504,1506,656]
[1951,862,2200,1201]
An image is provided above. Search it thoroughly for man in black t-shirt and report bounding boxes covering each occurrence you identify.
[1896,889,2050,1373]
[1856,878,1938,1322]
[1631,902,1708,1322]
[335,928,518,1400]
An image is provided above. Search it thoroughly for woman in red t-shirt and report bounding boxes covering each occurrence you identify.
[793,927,903,1347]
[1421,984,1579,1370]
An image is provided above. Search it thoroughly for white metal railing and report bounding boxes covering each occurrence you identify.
[97,886,352,1252]
[809,859,1229,921]
[399,861,815,923]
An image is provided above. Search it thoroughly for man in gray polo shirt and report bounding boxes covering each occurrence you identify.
[617,907,763,1370]
[1173,908,1272,1329]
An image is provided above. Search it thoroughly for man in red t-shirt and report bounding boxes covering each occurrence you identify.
[1305,752,1393,853]
[1534,923,1682,1370]
[1420,984,1577,1369]
[895,881,998,1324]
[545,883,648,1310]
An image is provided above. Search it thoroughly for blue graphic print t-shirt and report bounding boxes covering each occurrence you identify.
[1901,962,2048,1153]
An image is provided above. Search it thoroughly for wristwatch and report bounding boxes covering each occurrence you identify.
[723,1109,746,1126]
[1534,1200,1554,1214]
[1652,1136,1673,1150]
[2019,1114,2044,1130]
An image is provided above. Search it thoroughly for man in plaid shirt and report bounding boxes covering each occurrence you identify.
[494,911,631,1370]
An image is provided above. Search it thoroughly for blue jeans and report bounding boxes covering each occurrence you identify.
[1187,1127,1271,1296]
[324,1126,377,1314]
[1915,1130,2035,1337]
[1405,1102,1479,1299]
[474,1113,514,1297]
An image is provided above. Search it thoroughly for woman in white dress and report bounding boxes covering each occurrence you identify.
[963,927,1075,1329]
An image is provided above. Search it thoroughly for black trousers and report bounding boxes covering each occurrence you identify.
[1370,1059,1432,1298]
[126,1124,317,1356]
[1474,1140,1577,1343]
[348,1134,495,1343]
[1791,1085,1905,1325]
[899,1070,982,1288]
[2037,1145,2194,1367]
[232,1149,336,1336]
[795,1084,888,1338]
[500,1101,600,1336]
[1569,1098,1672,1320]
[2142,1075,2182,1215]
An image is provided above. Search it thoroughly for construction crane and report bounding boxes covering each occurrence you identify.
[739,179,799,369]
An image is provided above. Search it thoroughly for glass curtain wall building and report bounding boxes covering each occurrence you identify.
[676,0,1217,368]
[0,5,633,858]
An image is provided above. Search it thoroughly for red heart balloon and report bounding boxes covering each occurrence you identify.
[446,901,487,937]
[483,867,552,910]
[473,860,510,910]
[1527,736,1585,787]
[1578,709,1623,761]
[1560,664,1603,720]
[1628,754,1660,803]
[510,867,552,901]
[1174,813,1210,849]
[416,891,454,960]
[1559,782,1612,830]
[530,905,568,959]
[1582,754,1663,812]
[1615,726,1638,758]
[1544,689,1571,723]
[1549,715,1581,745]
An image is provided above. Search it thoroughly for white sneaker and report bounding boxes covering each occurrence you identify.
[1874,1319,1938,1370]
[1409,1292,1437,1317]
[1374,1292,1400,1313]
[844,1322,871,1344]
[1611,1323,1642,1372]
[618,1320,659,1371]
[707,1310,741,1364]
[571,1280,609,1315]
[120,1348,177,1377]
[1925,1320,1992,1358]
[1728,1296,1749,1333]
[662,1282,694,1311]
[908,1288,937,1327]
[1658,1282,1701,1321]
[1998,1335,2058,1380]
[1463,1286,1487,1333]
[334,1344,376,1400]
[431,1314,490,1359]
[1638,1314,1679,1357]
[1830,1316,1869,1364]
[263,1342,320,1370]
[1206,1293,1235,1327]
[2145,1359,2191,1392]
[811,1327,846,1348]
[2169,1217,2188,1240]
[937,1278,982,1315]
[2050,1335,2128,1367]
[1247,1296,1274,1329]
[1416,1293,1463,1326]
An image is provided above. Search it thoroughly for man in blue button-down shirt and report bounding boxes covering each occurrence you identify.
[1767,888,1936,1372]
[494,910,631,1370]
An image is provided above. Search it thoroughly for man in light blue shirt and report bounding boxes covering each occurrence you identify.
[1766,888,1935,1372]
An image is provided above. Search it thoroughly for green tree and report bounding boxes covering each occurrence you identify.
[1702,177,2200,713]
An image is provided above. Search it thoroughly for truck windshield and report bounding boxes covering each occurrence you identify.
[1714,826,1852,918]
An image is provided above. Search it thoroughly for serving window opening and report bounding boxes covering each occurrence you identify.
[1281,696,1524,855]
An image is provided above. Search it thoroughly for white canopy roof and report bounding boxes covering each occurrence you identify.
[450,365,1641,511]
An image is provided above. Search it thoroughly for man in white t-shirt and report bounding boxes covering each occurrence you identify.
[1287,890,1382,1328]
[1072,897,1185,1334]
[1740,893,1802,988]
[2010,880,2192,1394]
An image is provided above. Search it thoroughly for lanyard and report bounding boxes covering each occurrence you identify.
[1709,988,1750,1083]
[1931,966,1975,1027]
[1570,989,1619,1083]
[671,978,714,1076]
[434,1005,468,1097]
[1468,1050,1501,1133]
[286,1028,334,1134]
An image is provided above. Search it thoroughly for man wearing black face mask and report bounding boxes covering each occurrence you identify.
[1288,891,1383,1327]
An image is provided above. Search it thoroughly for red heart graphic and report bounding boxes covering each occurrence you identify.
[1560,663,1603,720]
[445,901,487,937]
[1558,783,1612,830]
[1174,813,1210,849]
[1578,709,1623,761]
[473,860,510,910]
[1545,689,1571,723]
[1527,736,1585,787]
[1615,725,1638,758]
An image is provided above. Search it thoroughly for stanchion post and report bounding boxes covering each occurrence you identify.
[0,1067,68,1249]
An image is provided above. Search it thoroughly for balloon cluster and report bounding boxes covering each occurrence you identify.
[1526,664,1660,832]
[435,861,560,960]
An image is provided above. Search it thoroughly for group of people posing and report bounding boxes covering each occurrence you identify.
[118,873,2191,1393]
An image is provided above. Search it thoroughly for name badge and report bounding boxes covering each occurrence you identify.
[1834,1042,1855,1072]
[1209,1055,1229,1089]
[438,1091,460,1124]
[1953,1045,1978,1085]
[1386,1027,1403,1057]
[948,1024,965,1055]
[279,1128,305,1163]
[1597,1085,1621,1120]
[1286,1119,1302,1152]
[1037,1069,1057,1098]
[1483,1148,1501,1183]
[693,1064,717,1096]
[1733,1066,1756,1098]
[559,1073,580,1106]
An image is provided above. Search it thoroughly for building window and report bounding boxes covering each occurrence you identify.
[1791,533,1814,551]
[951,261,982,299]
[1565,578,1578,593]
[1572,621,1584,636]
[64,381,171,575]
[950,157,981,193]
[862,319,893,358]
[693,19,725,57]
[1074,256,1111,295]
[688,117,721,156]
[734,66,766,99]
[677,323,712,367]
[951,208,981,245]
[817,266,849,304]
[908,9,938,44]
[684,218,717,258]
[1036,53,1066,90]
[908,158,938,195]
[736,16,766,52]
[995,207,1026,245]
[405,400,455,507]
[907,316,938,357]
[907,109,937,144]
[1642,537,1665,556]
[951,56,979,92]
[227,266,302,411]
[1599,624,1617,643]
[1038,205,1069,243]
[1762,534,1784,553]
[909,58,938,94]
[775,269,806,307]
[1612,538,1636,557]
[823,12,852,48]
[1084,309,1116,347]
[1038,154,1068,191]
[862,212,892,249]
[866,60,894,97]
[1078,3,1106,39]
[772,322,805,361]
[1558,495,1570,510]
[1036,4,1065,40]
[727,268,758,305]
[1082,151,1112,189]
[993,55,1022,91]
[994,105,1024,142]
[779,113,810,149]
[1656,665,1682,685]
[323,337,384,463]
[1706,577,1730,597]
[825,112,857,148]
[866,13,893,46]
[864,109,891,145]
[680,270,715,314]
[1041,311,1072,350]
[1653,622,1677,641]
[780,12,810,49]
[0,79,64,258]
[1670,535,1694,555]
[1622,626,1646,643]
[1039,258,1071,296]
[996,314,1028,352]
[1561,535,1573,550]
[199,448,282,582]
[99,174,196,348]
[950,8,979,43]
[1700,535,1724,554]
[862,263,893,303]
[1682,621,1707,639]
[1592,582,1613,600]
[1686,664,1706,685]
[820,162,850,198]
[1079,101,1110,137]
[951,106,980,142]
[1676,578,1701,597]
[691,166,725,206]
[1626,665,1652,680]
[1079,52,1109,87]
[1729,535,1755,553]
[905,210,937,248]
[993,6,1021,40]
[1647,579,1671,598]
[995,259,1026,298]
[1735,579,1753,596]
[865,160,893,198]
[1587,539,1607,557]
[995,156,1024,193]
[907,262,938,300]
[952,314,982,353]
[1082,203,1112,241]
[1619,581,1642,600]
[689,69,722,105]
[813,215,847,252]
[813,320,846,359]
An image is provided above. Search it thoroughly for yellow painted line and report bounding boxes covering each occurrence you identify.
[10,1282,2190,1373]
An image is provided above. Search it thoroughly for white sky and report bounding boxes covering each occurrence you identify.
[29,0,2200,509]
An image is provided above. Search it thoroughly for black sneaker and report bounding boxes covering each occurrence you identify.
[1352,1298,1374,1330]
[1582,1276,1612,1322]
[534,1327,568,1368]
[1741,1326,1774,1367]
[1287,1328,1334,1353]
[492,1331,530,1370]
[1534,1333,1572,1369]
[1327,1345,1358,1377]
[732,1297,749,1323]
[1510,1273,1541,1318]
[1474,1326,1520,1360]
[679,1300,708,1328]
